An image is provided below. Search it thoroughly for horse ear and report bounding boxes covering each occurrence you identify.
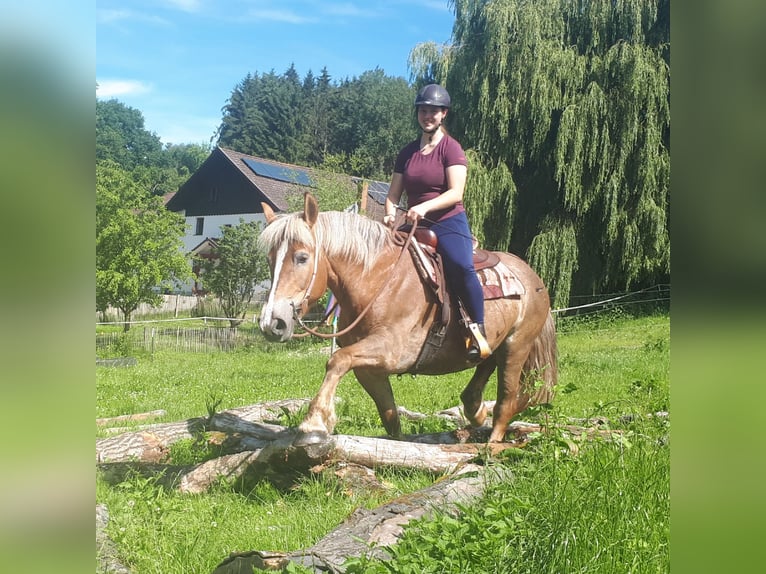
[303,192,319,228]
[261,202,276,224]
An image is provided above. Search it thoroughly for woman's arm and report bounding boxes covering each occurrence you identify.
[383,172,405,227]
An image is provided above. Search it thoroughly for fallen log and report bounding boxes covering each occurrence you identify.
[97,504,131,574]
[96,399,310,463]
[96,409,167,426]
[210,463,510,574]
[97,431,510,492]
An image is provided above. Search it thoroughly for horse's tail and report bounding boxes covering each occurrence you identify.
[523,310,558,405]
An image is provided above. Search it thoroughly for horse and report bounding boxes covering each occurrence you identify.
[258,193,557,445]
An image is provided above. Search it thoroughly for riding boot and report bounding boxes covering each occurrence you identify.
[466,322,491,361]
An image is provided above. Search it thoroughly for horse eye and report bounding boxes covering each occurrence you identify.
[294,251,310,265]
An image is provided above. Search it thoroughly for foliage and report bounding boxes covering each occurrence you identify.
[96,97,211,196]
[346,418,668,574]
[97,311,668,574]
[284,171,360,214]
[410,0,670,306]
[217,66,415,180]
[96,161,191,330]
[97,98,163,170]
[196,219,269,327]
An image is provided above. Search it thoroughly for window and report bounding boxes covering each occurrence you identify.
[195,217,204,235]
[209,187,219,202]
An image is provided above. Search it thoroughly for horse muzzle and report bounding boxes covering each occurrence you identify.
[259,299,296,342]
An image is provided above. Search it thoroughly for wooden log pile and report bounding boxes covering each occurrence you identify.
[96,400,622,573]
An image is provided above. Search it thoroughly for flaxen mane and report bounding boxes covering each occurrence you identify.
[259,210,393,273]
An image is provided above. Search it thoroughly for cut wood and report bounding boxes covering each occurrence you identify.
[96,410,167,426]
[96,399,310,463]
[97,432,499,492]
[210,463,511,574]
[97,504,131,574]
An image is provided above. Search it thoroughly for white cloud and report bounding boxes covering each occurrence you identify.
[96,80,152,98]
[165,0,203,13]
[247,9,316,24]
[97,9,170,26]
[322,3,376,18]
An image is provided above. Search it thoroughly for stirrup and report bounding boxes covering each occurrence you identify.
[466,322,491,361]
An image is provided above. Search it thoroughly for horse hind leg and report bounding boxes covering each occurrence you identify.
[489,341,535,443]
[491,312,558,442]
[460,357,497,427]
[354,369,401,439]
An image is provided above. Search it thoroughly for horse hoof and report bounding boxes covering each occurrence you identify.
[292,430,330,447]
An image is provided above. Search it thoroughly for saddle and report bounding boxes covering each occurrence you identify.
[396,227,526,370]
[402,227,525,303]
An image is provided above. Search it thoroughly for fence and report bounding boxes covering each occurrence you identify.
[96,285,670,357]
[96,325,263,355]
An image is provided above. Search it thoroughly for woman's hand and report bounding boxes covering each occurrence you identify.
[383,214,396,228]
[406,204,428,225]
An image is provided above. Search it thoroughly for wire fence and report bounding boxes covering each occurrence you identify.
[96,325,264,355]
[96,285,669,358]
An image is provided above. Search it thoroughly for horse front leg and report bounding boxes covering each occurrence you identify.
[294,351,350,446]
[293,338,390,446]
[355,369,401,438]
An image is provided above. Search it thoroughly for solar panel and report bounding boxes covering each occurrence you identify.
[367,180,390,204]
[242,158,314,187]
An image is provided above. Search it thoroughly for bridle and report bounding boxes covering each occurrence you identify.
[289,223,417,339]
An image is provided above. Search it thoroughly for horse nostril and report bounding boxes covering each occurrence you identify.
[273,318,287,333]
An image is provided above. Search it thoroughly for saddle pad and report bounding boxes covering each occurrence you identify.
[478,260,525,300]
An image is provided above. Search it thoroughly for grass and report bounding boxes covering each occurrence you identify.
[97,309,669,573]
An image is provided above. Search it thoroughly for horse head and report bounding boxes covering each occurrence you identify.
[258,194,328,342]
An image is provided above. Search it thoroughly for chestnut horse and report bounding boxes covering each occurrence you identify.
[259,194,557,445]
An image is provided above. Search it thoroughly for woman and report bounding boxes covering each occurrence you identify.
[383,84,490,361]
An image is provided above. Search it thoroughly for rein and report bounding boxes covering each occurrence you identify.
[292,224,417,339]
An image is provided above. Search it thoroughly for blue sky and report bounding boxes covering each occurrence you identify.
[97,0,455,146]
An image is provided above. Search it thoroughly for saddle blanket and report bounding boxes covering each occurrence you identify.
[478,260,525,300]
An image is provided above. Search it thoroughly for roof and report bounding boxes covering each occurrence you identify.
[217,147,309,212]
[168,145,390,220]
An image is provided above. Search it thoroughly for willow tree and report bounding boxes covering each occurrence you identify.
[411,0,670,308]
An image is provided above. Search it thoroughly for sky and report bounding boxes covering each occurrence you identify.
[97,0,456,146]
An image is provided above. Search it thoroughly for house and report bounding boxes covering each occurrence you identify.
[165,146,390,294]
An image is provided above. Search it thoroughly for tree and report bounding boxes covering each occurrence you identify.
[410,0,670,308]
[217,65,414,179]
[217,68,305,163]
[96,97,211,196]
[325,69,415,179]
[196,220,269,327]
[96,99,163,170]
[97,161,191,330]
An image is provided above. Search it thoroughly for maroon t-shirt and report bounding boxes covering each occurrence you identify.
[393,134,468,222]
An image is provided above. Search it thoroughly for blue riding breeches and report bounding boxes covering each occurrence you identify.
[424,211,485,324]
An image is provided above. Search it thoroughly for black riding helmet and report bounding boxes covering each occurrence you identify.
[414,84,451,108]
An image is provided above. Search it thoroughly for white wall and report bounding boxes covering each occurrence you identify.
[181,212,267,253]
[173,212,269,295]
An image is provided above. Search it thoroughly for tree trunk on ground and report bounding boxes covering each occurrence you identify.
[209,463,509,574]
[97,429,517,492]
[96,400,626,573]
[96,399,310,463]
[96,410,167,426]
[97,504,131,574]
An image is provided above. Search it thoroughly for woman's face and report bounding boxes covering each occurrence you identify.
[417,105,447,132]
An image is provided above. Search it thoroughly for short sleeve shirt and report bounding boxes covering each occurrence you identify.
[393,135,468,222]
